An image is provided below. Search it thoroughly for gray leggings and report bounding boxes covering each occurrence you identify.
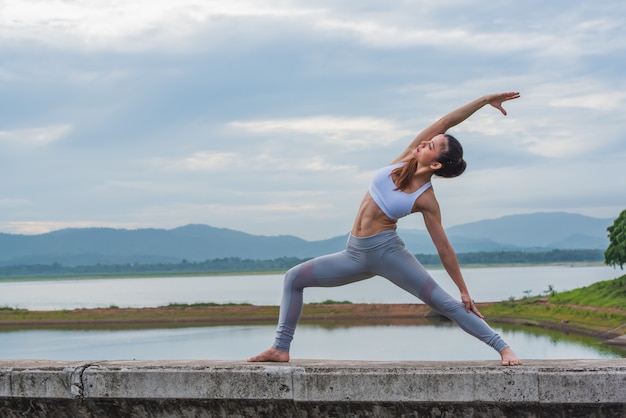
[272,230,509,353]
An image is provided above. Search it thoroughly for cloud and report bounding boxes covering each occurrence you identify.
[182,152,241,171]
[0,124,72,147]
[230,116,410,148]
[0,0,322,51]
[315,16,552,53]
[550,92,626,111]
[5,0,620,60]
[153,149,356,176]
[0,221,136,235]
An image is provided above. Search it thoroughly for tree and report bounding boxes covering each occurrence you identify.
[605,209,626,270]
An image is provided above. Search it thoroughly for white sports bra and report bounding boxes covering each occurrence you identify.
[368,163,432,221]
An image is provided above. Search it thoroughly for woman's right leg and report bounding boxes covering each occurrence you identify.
[273,250,372,352]
[248,246,372,361]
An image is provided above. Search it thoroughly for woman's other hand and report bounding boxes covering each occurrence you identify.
[461,293,485,318]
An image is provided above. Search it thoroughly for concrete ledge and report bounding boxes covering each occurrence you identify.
[1,359,625,417]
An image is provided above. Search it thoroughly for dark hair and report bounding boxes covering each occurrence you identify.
[434,134,466,178]
[391,134,467,190]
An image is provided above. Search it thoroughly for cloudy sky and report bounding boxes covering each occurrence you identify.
[1,1,625,241]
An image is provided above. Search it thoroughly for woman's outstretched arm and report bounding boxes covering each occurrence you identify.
[420,193,483,317]
[394,92,520,163]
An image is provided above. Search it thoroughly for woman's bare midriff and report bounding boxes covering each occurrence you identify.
[351,192,398,237]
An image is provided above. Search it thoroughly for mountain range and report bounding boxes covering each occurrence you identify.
[0,212,614,266]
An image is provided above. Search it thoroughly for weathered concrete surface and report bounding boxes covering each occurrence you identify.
[0,359,625,417]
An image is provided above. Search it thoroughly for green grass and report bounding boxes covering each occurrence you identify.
[308,300,353,305]
[164,302,253,308]
[549,275,626,308]
[480,274,626,335]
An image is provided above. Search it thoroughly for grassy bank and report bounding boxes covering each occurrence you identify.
[479,274,626,338]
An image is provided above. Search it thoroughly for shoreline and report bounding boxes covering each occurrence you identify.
[0,262,606,283]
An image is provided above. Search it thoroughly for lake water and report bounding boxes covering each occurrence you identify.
[0,265,624,361]
[0,265,620,310]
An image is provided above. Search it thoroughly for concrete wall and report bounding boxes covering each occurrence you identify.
[1,359,625,417]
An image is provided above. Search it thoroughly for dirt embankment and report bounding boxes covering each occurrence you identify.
[0,304,430,327]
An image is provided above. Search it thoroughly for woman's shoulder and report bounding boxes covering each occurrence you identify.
[411,185,439,213]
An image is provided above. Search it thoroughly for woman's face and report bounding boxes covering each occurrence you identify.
[413,134,447,165]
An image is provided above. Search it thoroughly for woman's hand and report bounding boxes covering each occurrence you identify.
[486,91,520,116]
[461,292,485,318]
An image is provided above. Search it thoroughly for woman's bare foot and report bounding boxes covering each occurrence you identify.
[500,347,522,366]
[247,347,290,362]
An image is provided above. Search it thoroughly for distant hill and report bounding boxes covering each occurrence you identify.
[0,225,347,266]
[445,212,612,249]
[0,212,613,266]
[380,212,611,254]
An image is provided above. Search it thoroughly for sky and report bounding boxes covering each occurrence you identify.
[1,1,625,241]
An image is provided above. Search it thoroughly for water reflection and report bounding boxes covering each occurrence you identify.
[2,319,623,361]
[487,322,623,359]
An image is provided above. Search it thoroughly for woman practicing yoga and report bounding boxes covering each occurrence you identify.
[248,92,523,366]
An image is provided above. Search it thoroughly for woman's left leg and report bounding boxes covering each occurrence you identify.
[371,236,509,353]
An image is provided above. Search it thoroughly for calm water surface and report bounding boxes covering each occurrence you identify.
[0,265,619,310]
